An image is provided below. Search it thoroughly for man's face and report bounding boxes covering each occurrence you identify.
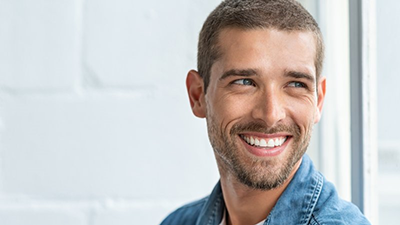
[187,28,326,190]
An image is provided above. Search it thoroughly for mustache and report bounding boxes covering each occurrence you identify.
[230,121,300,136]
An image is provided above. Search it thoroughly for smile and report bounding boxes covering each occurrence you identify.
[240,134,288,148]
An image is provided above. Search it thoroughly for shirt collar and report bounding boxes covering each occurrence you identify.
[196,181,225,225]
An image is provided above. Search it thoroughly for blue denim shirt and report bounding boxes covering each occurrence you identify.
[161,154,371,225]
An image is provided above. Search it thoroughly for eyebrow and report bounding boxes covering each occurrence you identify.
[284,71,315,83]
[219,69,258,81]
[219,68,316,83]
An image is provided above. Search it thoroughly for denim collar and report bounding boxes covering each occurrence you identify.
[195,181,225,225]
[195,154,323,225]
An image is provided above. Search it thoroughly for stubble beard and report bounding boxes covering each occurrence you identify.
[207,116,313,190]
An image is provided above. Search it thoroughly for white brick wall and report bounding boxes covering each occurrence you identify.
[0,0,221,224]
[0,209,86,225]
[0,0,80,90]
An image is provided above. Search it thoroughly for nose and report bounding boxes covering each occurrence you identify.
[251,89,286,127]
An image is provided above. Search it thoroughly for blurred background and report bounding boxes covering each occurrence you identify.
[0,0,398,224]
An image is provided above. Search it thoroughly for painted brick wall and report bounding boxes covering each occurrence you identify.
[0,0,221,224]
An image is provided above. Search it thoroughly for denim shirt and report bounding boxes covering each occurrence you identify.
[161,154,371,225]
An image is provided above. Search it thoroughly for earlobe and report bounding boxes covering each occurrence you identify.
[314,77,327,124]
[186,70,206,118]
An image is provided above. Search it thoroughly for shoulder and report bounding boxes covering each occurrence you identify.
[310,178,371,225]
[160,196,208,225]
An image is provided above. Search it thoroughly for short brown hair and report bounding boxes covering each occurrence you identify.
[198,0,324,92]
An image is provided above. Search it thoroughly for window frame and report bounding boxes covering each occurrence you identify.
[349,0,378,223]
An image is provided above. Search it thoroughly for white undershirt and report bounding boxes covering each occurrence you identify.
[219,209,266,225]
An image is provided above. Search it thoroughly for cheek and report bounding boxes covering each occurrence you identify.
[209,94,253,125]
[286,98,317,125]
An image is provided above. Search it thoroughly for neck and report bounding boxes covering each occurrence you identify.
[218,159,302,225]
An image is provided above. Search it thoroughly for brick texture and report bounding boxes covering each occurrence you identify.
[0,208,86,225]
[0,0,221,224]
[0,0,80,90]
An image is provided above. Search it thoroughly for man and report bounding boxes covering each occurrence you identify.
[161,0,371,224]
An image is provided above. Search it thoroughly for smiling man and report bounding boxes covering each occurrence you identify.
[161,0,370,224]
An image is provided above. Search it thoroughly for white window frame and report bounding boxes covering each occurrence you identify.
[316,0,352,203]
[349,0,378,223]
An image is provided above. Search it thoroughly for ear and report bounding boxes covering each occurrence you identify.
[314,76,327,124]
[186,70,206,118]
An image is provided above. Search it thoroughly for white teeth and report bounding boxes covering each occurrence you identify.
[242,135,287,148]
[274,138,280,146]
[267,139,274,147]
[259,139,267,147]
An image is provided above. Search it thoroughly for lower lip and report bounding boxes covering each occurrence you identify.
[240,136,290,157]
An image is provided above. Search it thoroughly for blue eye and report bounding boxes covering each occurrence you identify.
[233,79,255,86]
[288,81,307,88]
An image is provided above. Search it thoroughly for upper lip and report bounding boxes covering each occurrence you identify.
[238,132,291,138]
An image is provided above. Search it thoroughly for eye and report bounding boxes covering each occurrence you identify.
[287,81,307,88]
[232,79,255,86]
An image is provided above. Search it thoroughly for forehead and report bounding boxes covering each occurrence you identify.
[212,28,317,78]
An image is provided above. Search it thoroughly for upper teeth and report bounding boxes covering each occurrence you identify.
[241,135,287,148]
